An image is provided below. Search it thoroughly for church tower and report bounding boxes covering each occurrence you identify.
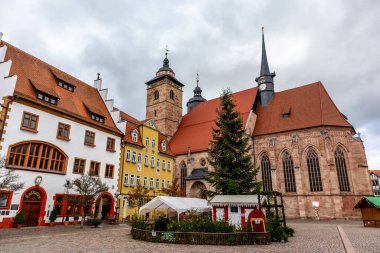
[186,73,206,113]
[145,50,184,139]
[255,27,276,106]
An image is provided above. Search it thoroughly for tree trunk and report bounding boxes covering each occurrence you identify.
[81,212,85,229]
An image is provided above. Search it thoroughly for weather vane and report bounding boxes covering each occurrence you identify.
[196,72,199,87]
[164,45,169,57]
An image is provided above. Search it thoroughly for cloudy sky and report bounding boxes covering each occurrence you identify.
[1,0,379,168]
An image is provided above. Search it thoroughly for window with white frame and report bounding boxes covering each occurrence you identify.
[152,139,156,150]
[138,153,142,163]
[161,141,167,151]
[144,155,149,166]
[167,180,170,189]
[132,151,137,163]
[126,150,131,161]
[168,161,171,171]
[156,179,160,188]
[124,174,129,186]
[162,160,166,170]
[151,156,155,168]
[131,130,138,142]
[145,137,150,147]
[144,177,148,188]
[157,158,160,169]
[130,174,135,186]
[161,179,165,189]
[136,175,141,186]
[150,178,154,188]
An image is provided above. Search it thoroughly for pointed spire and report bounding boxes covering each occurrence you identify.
[187,72,206,113]
[260,27,271,76]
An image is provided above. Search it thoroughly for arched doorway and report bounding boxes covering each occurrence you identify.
[20,186,46,227]
[189,181,207,199]
[95,193,114,220]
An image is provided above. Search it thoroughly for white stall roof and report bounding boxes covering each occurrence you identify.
[139,196,211,215]
[210,195,259,207]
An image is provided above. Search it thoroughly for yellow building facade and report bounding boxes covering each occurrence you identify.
[118,115,174,221]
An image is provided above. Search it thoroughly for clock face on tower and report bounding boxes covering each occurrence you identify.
[259,84,267,91]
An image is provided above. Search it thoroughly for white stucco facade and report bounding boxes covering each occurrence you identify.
[0,100,121,225]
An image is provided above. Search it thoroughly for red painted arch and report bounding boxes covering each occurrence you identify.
[96,192,115,217]
[19,185,47,226]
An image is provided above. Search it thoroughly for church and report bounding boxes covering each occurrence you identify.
[145,30,373,219]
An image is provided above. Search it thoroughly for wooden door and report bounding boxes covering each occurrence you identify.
[23,202,41,227]
[101,204,111,220]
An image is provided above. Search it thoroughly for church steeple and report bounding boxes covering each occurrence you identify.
[187,72,206,113]
[255,27,276,106]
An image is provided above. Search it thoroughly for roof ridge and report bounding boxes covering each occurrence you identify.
[2,41,99,92]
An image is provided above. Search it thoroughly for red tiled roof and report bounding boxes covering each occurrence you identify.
[1,41,122,135]
[170,82,353,155]
[371,170,380,177]
[253,82,352,135]
[158,133,174,156]
[120,111,174,156]
[169,87,258,155]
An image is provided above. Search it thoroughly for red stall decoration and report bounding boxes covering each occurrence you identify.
[248,208,266,232]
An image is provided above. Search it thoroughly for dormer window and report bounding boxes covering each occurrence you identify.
[281,106,291,119]
[58,81,75,92]
[91,114,105,123]
[161,141,167,151]
[37,92,58,105]
[131,130,138,142]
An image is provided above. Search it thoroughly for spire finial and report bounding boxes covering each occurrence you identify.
[196,72,199,87]
[97,73,101,80]
[164,45,169,58]
[262,26,264,34]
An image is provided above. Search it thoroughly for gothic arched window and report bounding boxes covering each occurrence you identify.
[335,147,350,192]
[261,154,272,191]
[154,90,159,100]
[170,90,174,100]
[180,161,187,191]
[282,151,296,192]
[306,149,323,192]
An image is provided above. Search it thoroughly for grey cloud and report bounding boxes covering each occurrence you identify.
[1,0,379,168]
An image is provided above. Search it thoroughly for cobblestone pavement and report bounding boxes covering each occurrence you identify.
[0,221,379,253]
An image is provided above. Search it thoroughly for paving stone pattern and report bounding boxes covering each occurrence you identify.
[0,221,379,253]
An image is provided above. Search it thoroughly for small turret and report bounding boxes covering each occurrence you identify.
[187,73,206,113]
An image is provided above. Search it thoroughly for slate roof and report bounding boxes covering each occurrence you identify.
[185,168,209,180]
[1,41,122,135]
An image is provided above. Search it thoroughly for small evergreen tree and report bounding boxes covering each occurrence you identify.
[206,89,261,195]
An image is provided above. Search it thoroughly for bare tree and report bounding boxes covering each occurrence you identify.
[161,177,186,197]
[64,173,109,229]
[0,156,24,197]
[127,184,150,212]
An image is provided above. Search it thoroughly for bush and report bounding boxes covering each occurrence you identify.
[49,209,58,222]
[154,216,169,231]
[266,220,288,242]
[15,209,25,224]
[284,226,295,237]
[91,218,102,226]
[131,214,147,230]
[167,215,235,233]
